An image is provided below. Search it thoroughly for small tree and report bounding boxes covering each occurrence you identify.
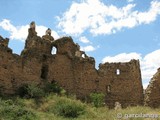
[89,92,105,107]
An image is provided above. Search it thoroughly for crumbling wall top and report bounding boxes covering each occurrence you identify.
[0,35,12,53]
[99,59,140,71]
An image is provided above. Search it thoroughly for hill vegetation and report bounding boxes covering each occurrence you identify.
[0,83,160,120]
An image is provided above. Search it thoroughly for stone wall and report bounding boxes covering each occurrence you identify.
[0,27,144,108]
[97,60,144,108]
[144,68,160,108]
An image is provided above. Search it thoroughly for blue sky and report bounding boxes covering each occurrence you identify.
[0,0,160,89]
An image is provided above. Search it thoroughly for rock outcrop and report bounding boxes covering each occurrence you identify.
[0,23,144,108]
[144,68,160,108]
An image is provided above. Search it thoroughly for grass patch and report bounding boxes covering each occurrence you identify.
[0,94,160,120]
[0,98,37,120]
[47,97,85,118]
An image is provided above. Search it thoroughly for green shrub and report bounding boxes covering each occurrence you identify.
[17,84,45,99]
[0,99,36,120]
[17,84,28,98]
[48,98,85,118]
[17,81,65,98]
[44,81,63,95]
[0,106,36,120]
[27,84,45,98]
[89,92,105,108]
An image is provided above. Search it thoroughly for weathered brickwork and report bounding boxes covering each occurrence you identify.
[0,25,145,108]
[98,61,144,108]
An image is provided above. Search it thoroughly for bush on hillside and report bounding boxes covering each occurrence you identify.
[17,84,28,98]
[0,99,36,120]
[48,98,85,118]
[89,92,105,107]
[17,81,66,99]
[43,81,63,95]
[17,84,45,99]
[27,84,45,98]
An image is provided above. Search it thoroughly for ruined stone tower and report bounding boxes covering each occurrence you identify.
[98,60,144,108]
[0,23,144,108]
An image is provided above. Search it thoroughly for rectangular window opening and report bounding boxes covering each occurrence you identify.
[116,69,120,75]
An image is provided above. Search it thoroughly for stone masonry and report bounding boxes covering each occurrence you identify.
[0,23,146,108]
[98,60,144,108]
[144,68,160,108]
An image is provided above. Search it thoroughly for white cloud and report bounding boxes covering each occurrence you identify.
[102,50,160,88]
[80,45,96,52]
[57,0,160,36]
[102,52,141,63]
[127,0,134,3]
[0,19,28,41]
[0,19,59,41]
[79,36,90,43]
[136,1,160,24]
[141,50,160,80]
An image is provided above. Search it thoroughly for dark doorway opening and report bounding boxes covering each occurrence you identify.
[41,64,48,79]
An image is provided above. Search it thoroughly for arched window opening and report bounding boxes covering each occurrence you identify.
[51,46,57,55]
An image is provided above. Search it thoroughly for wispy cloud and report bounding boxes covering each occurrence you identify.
[79,36,98,52]
[80,45,96,52]
[102,52,141,63]
[141,49,160,80]
[0,19,59,41]
[102,50,160,88]
[127,0,134,3]
[57,0,160,36]
[79,36,91,43]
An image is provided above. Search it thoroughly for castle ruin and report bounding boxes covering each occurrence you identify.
[0,22,159,108]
